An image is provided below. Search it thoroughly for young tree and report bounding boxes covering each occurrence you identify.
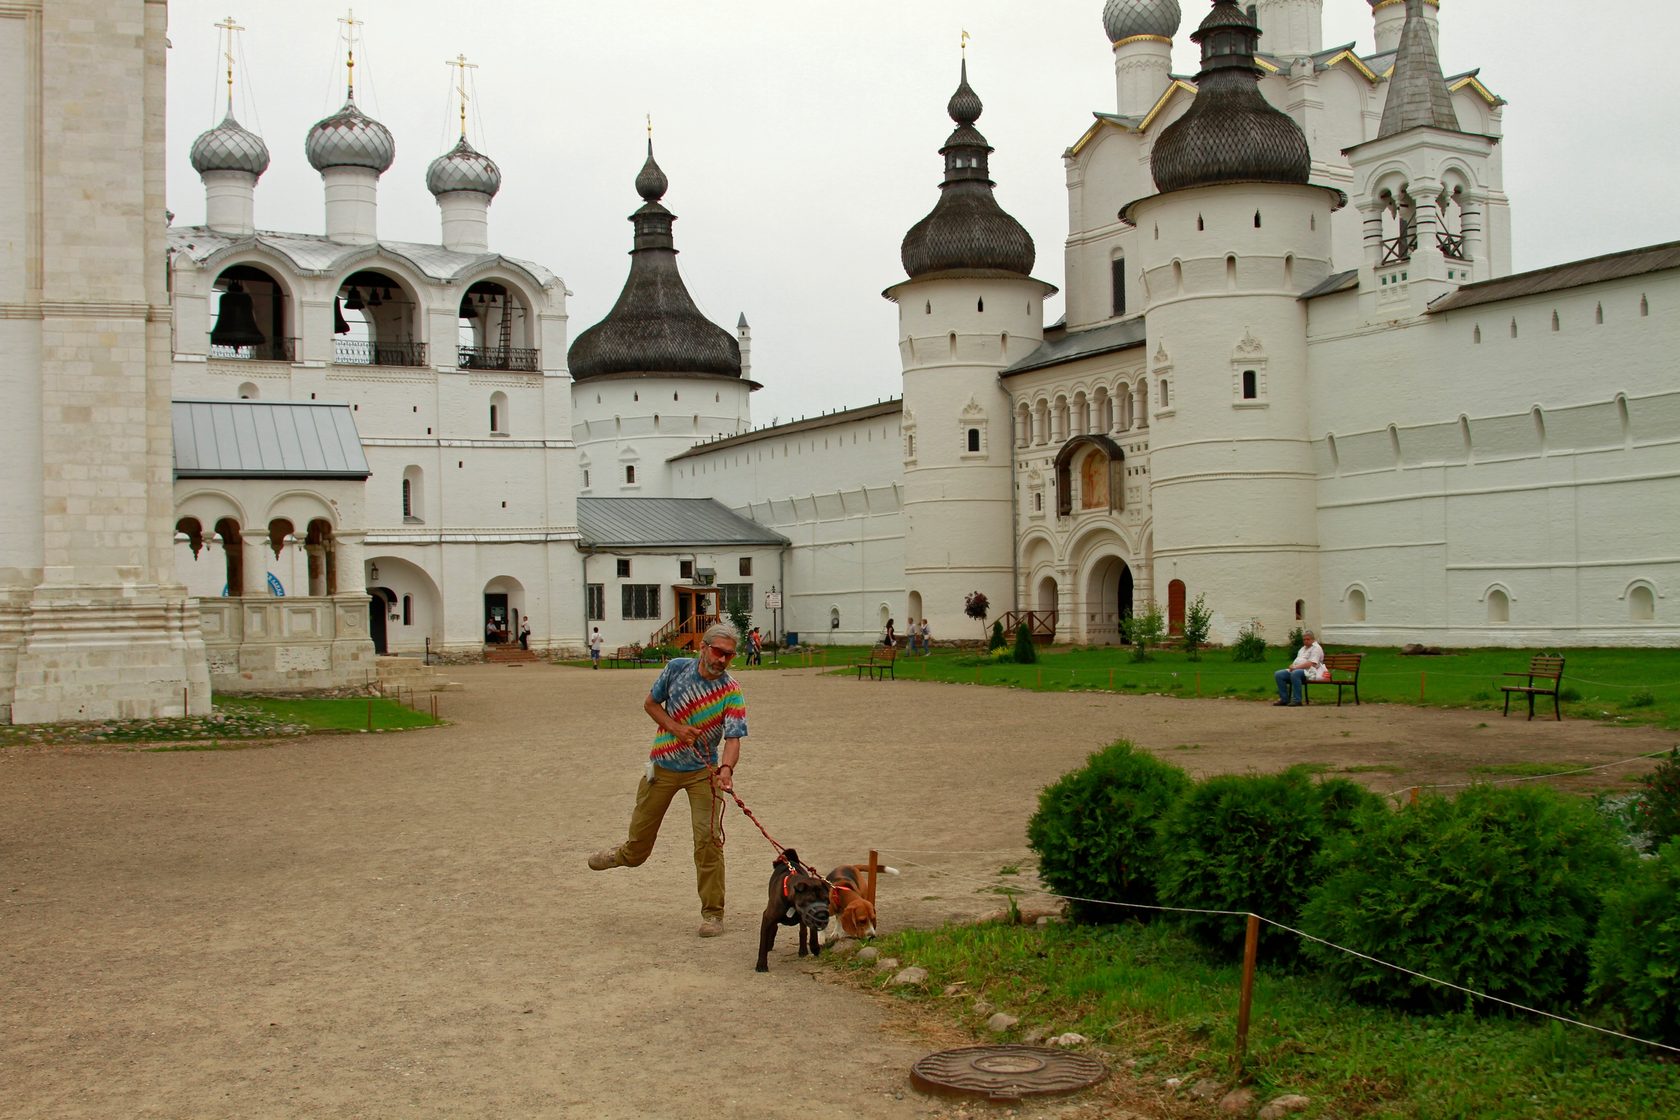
[1122,600,1166,662]
[1013,622,1037,664]
[988,619,1007,651]
[1182,592,1213,661]
[964,590,990,640]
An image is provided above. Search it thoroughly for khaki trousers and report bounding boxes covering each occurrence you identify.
[612,764,725,919]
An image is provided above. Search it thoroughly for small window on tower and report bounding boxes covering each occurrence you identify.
[1242,370,1258,400]
[1111,258,1126,317]
[625,465,636,485]
[967,428,980,453]
[616,558,631,578]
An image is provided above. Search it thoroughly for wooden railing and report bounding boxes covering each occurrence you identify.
[1437,231,1468,261]
[649,612,720,652]
[1380,233,1418,265]
[999,609,1058,644]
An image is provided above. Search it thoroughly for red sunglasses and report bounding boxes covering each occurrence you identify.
[706,644,737,660]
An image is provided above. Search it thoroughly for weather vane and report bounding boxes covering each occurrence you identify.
[214,15,244,113]
[338,8,363,98]
[961,28,970,56]
[446,53,477,138]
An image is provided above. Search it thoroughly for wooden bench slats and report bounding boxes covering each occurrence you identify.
[1500,656,1565,721]
[853,646,899,681]
[1303,652,1363,707]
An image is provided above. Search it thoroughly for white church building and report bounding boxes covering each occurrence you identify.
[3,0,1676,721]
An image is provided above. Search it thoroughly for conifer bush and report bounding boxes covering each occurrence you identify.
[1027,741,1191,921]
[988,619,1007,651]
[1301,784,1632,1011]
[1012,622,1036,664]
[1155,769,1381,955]
[1589,837,1680,1045]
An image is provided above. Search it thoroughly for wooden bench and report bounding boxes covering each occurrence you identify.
[1501,655,1566,721]
[1303,653,1365,706]
[853,645,898,681]
[610,646,662,668]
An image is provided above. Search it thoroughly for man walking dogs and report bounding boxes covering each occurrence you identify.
[588,621,747,937]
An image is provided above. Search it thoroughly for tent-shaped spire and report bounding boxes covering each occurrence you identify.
[1378,0,1459,138]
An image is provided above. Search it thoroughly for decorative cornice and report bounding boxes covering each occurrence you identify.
[1323,50,1379,83]
[2,301,167,320]
[1372,0,1438,10]
[1112,33,1173,48]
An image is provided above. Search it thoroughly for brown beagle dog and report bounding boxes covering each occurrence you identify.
[822,862,899,941]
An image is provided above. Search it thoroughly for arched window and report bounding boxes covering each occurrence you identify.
[490,391,509,434]
[237,382,259,400]
[402,594,413,626]
[1630,584,1656,622]
[1158,380,1170,409]
[1294,599,1305,621]
[1347,587,1367,622]
[1242,370,1258,400]
[402,465,424,523]
[967,428,980,453]
[1487,588,1510,624]
[625,464,637,485]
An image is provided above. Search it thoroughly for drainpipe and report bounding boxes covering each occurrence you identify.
[580,547,593,650]
[777,542,789,645]
[1005,379,1020,614]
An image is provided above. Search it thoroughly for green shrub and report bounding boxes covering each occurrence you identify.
[989,647,1012,663]
[1589,837,1680,1045]
[1013,623,1037,664]
[1637,747,1680,847]
[1626,688,1657,708]
[1301,785,1633,1012]
[1286,626,1306,653]
[1156,768,1380,956]
[1027,741,1191,922]
[1231,619,1268,663]
[988,619,1007,651]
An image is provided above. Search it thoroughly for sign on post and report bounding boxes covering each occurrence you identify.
[764,592,782,609]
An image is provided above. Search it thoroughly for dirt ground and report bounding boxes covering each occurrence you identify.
[2,664,1672,1120]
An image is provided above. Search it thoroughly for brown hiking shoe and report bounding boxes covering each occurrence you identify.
[697,917,724,938]
[587,848,623,871]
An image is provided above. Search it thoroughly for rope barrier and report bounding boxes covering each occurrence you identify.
[867,849,1680,1057]
[1385,748,1672,798]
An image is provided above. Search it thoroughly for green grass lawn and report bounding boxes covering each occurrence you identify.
[852,644,1680,729]
[838,918,1680,1119]
[0,696,438,748]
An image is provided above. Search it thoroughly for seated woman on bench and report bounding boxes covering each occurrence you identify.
[1273,630,1327,706]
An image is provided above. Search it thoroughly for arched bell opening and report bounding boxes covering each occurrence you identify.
[304,518,337,597]
[210,263,293,361]
[214,516,245,596]
[457,279,536,370]
[333,268,425,367]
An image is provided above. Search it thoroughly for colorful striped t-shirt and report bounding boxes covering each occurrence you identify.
[647,658,748,772]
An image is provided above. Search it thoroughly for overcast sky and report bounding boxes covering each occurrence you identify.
[165,1,1678,427]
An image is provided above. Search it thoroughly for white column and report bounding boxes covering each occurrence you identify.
[437,191,490,253]
[323,166,379,244]
[203,169,258,236]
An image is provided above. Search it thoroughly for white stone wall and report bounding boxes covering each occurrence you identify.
[1306,271,1680,646]
[672,407,905,646]
[2,0,211,722]
[573,373,752,497]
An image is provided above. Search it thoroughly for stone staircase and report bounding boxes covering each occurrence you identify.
[373,655,459,696]
[483,645,540,665]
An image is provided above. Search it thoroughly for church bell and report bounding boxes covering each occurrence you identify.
[333,296,351,335]
[210,280,266,348]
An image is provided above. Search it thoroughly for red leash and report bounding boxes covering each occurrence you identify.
[703,763,822,880]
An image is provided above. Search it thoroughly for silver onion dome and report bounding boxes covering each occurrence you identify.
[426,136,502,197]
[1103,0,1183,42]
[305,98,396,174]
[189,112,271,177]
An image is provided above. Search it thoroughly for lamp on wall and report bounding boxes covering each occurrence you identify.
[369,562,380,582]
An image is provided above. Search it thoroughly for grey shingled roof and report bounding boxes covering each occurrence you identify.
[172,399,369,479]
[1002,317,1147,377]
[1378,0,1460,138]
[576,498,787,548]
[1428,241,1680,314]
[1299,269,1359,301]
[669,399,902,461]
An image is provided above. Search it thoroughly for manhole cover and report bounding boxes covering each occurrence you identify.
[910,1045,1107,1102]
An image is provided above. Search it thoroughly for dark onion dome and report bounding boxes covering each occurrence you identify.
[899,60,1036,280]
[190,111,271,177]
[305,96,396,174]
[426,135,502,197]
[1151,0,1310,193]
[568,142,742,381]
[1103,0,1183,43]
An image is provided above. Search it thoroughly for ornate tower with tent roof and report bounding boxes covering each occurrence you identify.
[1122,0,1342,635]
[885,51,1056,640]
[568,138,756,498]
